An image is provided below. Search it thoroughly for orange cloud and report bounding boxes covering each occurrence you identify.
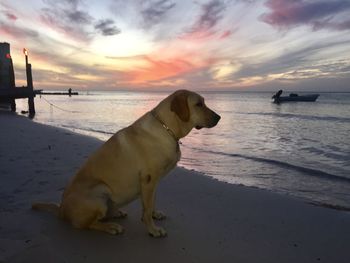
[125,55,196,83]
[219,30,232,39]
[179,29,216,40]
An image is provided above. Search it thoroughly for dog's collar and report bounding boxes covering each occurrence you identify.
[151,110,179,143]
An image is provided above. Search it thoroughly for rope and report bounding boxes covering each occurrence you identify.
[40,96,80,113]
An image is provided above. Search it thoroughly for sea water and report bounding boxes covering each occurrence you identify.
[16,91,350,209]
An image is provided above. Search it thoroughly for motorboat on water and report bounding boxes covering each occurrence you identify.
[272,90,319,103]
[276,93,319,102]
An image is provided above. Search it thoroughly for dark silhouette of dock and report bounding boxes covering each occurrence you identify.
[39,91,79,96]
[0,43,77,117]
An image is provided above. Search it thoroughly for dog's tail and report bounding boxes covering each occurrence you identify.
[32,203,60,217]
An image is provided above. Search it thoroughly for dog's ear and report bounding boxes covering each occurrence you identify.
[171,91,190,122]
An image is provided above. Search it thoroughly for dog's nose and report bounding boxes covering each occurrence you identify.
[209,112,220,127]
[214,113,221,124]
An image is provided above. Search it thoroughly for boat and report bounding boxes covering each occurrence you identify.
[272,90,319,103]
[276,94,319,102]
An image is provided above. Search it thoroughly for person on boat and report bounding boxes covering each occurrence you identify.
[272,89,283,103]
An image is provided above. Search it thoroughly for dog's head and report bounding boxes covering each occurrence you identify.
[170,90,220,132]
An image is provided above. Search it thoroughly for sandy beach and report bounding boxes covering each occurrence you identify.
[1,112,349,263]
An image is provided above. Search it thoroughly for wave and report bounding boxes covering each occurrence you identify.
[190,148,350,184]
[236,112,350,123]
[56,123,350,184]
[60,124,114,136]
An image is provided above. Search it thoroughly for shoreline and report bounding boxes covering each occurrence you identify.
[1,112,350,262]
[17,91,350,211]
[30,115,350,212]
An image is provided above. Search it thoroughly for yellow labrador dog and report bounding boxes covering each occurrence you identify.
[33,90,220,237]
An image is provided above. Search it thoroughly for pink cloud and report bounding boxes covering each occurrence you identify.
[261,0,350,30]
[179,29,216,40]
[180,0,227,41]
[0,22,38,40]
[6,12,17,21]
[125,56,196,83]
[219,30,232,39]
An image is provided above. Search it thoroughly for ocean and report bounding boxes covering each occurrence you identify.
[16,91,350,210]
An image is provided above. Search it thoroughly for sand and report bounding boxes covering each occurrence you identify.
[1,111,349,263]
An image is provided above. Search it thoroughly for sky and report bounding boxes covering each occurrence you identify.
[1,0,350,91]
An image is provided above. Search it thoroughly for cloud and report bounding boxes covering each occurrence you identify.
[232,39,350,81]
[260,0,350,31]
[123,55,195,83]
[94,19,121,36]
[179,0,227,40]
[41,0,93,25]
[31,67,121,90]
[191,0,226,33]
[219,30,233,39]
[110,0,177,35]
[40,0,122,42]
[0,3,18,21]
[25,47,125,89]
[5,12,17,21]
[0,21,39,39]
[40,0,93,42]
[313,19,350,31]
[140,0,176,28]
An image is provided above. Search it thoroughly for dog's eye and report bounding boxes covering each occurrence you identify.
[196,102,203,107]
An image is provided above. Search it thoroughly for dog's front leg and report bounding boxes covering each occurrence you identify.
[140,174,167,237]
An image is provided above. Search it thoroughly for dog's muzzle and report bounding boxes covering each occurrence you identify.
[196,112,221,129]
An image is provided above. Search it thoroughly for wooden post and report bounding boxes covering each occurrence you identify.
[11,99,16,112]
[9,56,16,112]
[26,63,35,117]
[24,49,35,117]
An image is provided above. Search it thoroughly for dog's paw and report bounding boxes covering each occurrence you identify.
[148,226,167,238]
[152,210,166,220]
[104,222,124,235]
[113,210,128,219]
[90,221,124,235]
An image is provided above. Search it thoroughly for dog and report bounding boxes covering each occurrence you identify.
[32,90,221,237]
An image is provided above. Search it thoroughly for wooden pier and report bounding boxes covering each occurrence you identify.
[39,91,79,96]
[0,43,77,117]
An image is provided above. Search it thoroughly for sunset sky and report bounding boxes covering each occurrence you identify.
[1,0,350,91]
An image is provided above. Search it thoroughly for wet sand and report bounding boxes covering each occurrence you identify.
[1,112,349,263]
